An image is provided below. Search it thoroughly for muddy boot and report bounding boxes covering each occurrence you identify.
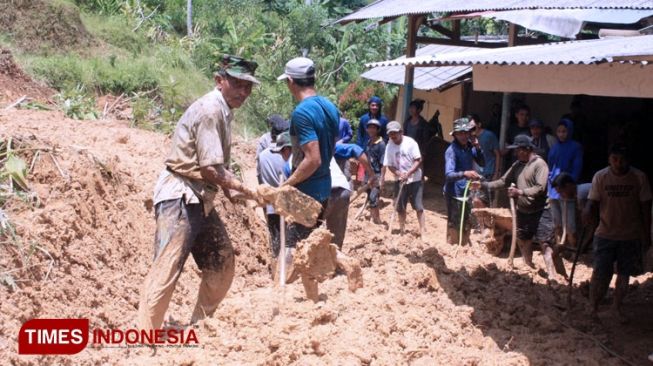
[517,239,535,268]
[447,228,458,245]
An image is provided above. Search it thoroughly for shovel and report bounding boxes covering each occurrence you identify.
[387,181,406,234]
[567,225,591,309]
[508,183,518,269]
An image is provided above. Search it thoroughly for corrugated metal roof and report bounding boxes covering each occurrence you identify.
[338,0,653,23]
[361,44,472,90]
[365,35,653,67]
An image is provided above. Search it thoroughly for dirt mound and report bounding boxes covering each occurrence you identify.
[0,110,268,365]
[0,49,55,105]
[0,0,92,52]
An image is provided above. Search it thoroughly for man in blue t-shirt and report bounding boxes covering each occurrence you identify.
[278,57,339,248]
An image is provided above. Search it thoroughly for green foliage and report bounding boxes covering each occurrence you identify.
[55,86,100,120]
[75,0,124,15]
[0,138,30,192]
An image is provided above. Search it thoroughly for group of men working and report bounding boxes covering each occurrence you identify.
[447,115,651,321]
[136,54,428,331]
[136,52,651,333]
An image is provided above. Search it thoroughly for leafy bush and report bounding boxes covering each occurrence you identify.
[55,85,100,120]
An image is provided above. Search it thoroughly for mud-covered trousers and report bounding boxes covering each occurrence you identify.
[137,198,234,330]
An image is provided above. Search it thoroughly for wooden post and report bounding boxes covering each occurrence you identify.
[186,0,193,37]
[402,15,420,122]
[499,24,518,148]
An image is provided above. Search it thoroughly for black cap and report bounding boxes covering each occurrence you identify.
[507,134,536,149]
[267,114,289,133]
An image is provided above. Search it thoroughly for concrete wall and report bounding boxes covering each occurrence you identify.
[395,84,464,138]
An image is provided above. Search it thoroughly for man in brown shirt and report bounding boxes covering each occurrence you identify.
[138,55,261,332]
[583,144,651,321]
[475,135,558,274]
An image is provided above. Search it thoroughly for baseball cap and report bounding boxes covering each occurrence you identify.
[267,114,289,133]
[449,117,471,135]
[270,132,292,153]
[507,134,536,149]
[367,119,381,128]
[277,57,316,81]
[217,54,260,85]
[529,118,544,128]
[386,121,402,133]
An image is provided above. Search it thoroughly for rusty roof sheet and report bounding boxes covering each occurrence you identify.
[361,44,472,90]
[338,0,653,23]
[365,35,653,67]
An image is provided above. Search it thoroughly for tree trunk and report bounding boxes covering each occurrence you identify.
[187,0,193,37]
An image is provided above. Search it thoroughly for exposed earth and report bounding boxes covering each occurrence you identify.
[1,107,652,366]
[1,51,652,366]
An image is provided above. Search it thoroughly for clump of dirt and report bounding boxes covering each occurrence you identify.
[0,0,92,52]
[0,49,54,105]
[288,228,338,301]
[257,184,322,227]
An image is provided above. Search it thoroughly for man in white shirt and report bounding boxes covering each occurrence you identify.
[381,121,425,238]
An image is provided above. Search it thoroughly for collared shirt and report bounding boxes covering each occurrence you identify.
[153,88,233,214]
[444,141,484,197]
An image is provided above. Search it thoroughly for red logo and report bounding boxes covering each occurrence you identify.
[18,318,200,355]
[19,319,89,355]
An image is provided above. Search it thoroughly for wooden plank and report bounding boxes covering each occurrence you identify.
[472,63,653,98]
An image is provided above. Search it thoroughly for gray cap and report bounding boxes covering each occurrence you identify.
[367,119,381,127]
[270,131,292,153]
[507,134,536,149]
[386,121,402,133]
[277,57,315,81]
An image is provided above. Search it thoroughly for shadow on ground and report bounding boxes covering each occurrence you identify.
[408,246,653,365]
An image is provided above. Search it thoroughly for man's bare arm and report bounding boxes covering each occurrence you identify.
[284,140,320,187]
[200,165,256,198]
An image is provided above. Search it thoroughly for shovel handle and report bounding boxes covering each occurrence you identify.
[508,183,518,268]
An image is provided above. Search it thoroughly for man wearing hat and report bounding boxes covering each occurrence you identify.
[444,118,484,245]
[528,118,556,163]
[474,134,550,269]
[382,121,426,238]
[278,57,339,248]
[358,96,388,149]
[138,55,261,331]
[257,114,290,159]
[259,131,292,257]
[256,114,289,183]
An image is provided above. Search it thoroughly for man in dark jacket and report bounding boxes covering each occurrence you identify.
[357,96,388,148]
